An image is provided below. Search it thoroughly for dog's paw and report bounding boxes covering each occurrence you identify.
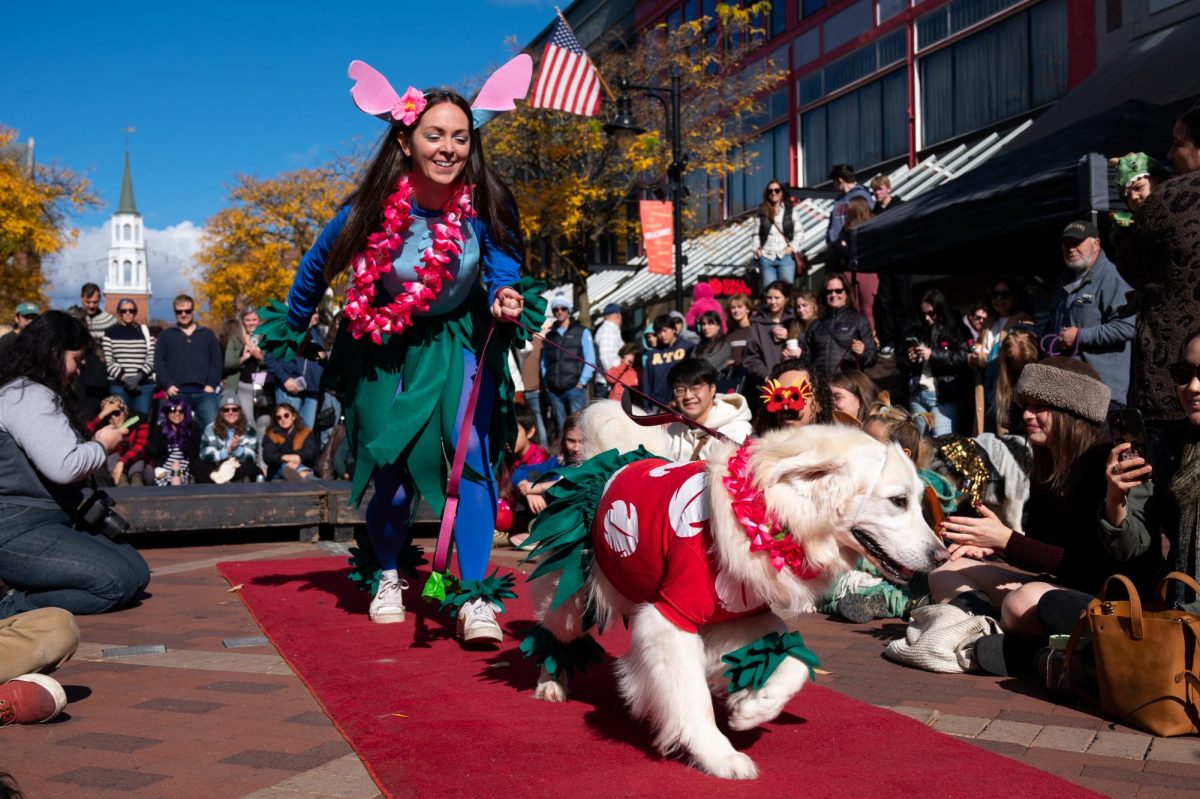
[699,751,758,780]
[727,687,789,730]
[533,680,567,702]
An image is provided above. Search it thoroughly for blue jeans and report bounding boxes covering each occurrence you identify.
[108,381,155,418]
[276,390,319,432]
[179,388,219,430]
[545,386,587,433]
[758,255,795,288]
[0,503,150,616]
[910,387,959,436]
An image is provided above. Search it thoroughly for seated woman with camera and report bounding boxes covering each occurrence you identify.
[0,312,150,617]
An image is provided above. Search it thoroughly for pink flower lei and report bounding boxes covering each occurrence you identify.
[342,174,476,345]
[722,441,822,579]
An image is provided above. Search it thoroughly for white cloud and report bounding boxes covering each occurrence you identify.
[45,220,205,321]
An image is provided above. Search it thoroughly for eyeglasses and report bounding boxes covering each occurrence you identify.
[119,307,136,315]
[672,383,711,398]
[167,408,185,415]
[971,314,988,322]
[826,288,846,296]
[768,187,783,195]
[175,308,194,316]
[1168,361,1200,385]
[991,291,1012,300]
[275,414,293,421]
[221,407,241,414]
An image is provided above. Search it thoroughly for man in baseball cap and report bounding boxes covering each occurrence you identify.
[1045,220,1135,409]
[593,303,625,398]
[0,303,40,352]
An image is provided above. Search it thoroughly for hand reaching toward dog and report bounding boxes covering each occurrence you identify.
[941,503,1013,555]
[947,543,996,562]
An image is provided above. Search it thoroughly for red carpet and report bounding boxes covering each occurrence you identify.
[219,556,1100,799]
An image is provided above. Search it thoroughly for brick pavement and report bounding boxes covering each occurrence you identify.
[2,535,1198,798]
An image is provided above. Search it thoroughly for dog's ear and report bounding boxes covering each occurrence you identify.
[770,453,846,485]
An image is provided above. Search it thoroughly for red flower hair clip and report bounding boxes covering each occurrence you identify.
[761,377,814,413]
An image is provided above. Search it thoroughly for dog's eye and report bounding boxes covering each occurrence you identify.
[889,495,908,509]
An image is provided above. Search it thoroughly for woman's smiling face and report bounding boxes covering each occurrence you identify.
[400,101,470,198]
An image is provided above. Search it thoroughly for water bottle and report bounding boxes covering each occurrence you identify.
[1045,633,1072,698]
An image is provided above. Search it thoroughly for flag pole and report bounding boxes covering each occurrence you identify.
[554,6,615,101]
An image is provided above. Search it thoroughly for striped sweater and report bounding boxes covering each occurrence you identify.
[102,324,156,382]
[85,310,116,342]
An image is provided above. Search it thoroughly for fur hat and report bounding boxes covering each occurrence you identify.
[1016,358,1111,423]
[1110,151,1171,193]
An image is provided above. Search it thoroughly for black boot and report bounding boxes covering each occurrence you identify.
[973,633,1042,677]
[948,589,998,620]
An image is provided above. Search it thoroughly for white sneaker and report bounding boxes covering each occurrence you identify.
[457,598,502,643]
[369,576,409,624]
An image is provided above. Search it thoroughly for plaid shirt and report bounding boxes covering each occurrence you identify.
[85,417,150,467]
[593,319,624,380]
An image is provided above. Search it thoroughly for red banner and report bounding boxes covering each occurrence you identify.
[639,200,674,276]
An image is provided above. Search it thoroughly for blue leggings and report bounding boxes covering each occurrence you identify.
[364,348,498,582]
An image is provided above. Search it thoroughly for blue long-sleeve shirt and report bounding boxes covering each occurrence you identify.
[263,329,325,396]
[285,204,521,332]
[154,325,222,391]
[1043,252,1136,405]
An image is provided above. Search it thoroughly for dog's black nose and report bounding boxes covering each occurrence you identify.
[930,546,950,565]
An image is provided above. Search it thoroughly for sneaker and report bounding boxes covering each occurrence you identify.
[457,598,503,644]
[837,593,890,623]
[0,674,67,725]
[879,346,895,357]
[368,576,409,624]
[129,471,144,486]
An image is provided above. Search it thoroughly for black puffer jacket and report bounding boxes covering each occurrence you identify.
[803,307,877,377]
[900,319,971,400]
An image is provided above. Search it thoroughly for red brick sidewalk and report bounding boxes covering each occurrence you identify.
[2,536,1197,798]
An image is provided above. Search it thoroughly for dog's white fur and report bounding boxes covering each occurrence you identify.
[579,400,670,460]
[532,423,946,779]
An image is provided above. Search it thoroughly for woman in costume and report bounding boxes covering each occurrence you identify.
[257,56,542,644]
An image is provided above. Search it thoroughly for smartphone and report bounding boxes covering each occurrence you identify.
[1108,408,1147,462]
[904,336,921,349]
[120,415,140,429]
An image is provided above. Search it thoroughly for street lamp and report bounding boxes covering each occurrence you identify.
[604,68,687,311]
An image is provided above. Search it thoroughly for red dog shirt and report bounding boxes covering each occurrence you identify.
[591,458,769,633]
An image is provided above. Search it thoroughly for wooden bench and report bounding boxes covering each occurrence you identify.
[106,479,436,542]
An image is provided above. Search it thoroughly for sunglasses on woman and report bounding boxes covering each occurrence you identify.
[1168,361,1200,385]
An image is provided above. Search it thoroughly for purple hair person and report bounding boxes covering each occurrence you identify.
[157,397,194,452]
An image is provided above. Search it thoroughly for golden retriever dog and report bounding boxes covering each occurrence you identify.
[529,424,946,779]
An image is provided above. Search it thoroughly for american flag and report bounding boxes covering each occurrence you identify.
[530,18,603,117]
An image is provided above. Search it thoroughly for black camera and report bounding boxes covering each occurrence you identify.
[77,489,131,540]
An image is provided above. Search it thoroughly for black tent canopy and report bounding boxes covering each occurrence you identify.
[851,99,1188,276]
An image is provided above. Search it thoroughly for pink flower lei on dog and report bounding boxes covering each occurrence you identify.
[722,442,822,579]
[341,176,476,345]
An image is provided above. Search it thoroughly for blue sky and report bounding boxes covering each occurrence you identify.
[1,1,556,312]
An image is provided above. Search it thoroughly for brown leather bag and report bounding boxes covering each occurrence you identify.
[1066,572,1200,736]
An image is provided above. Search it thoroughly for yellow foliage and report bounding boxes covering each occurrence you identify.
[484,1,785,282]
[0,126,99,317]
[194,160,356,323]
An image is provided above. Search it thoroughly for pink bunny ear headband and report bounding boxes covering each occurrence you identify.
[348,54,532,129]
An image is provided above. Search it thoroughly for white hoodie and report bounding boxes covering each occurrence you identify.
[664,392,753,462]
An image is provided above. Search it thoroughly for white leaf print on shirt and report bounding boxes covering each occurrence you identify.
[714,569,763,613]
[602,500,639,557]
[668,471,710,538]
[648,460,693,478]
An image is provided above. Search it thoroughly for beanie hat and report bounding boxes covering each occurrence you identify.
[219,394,242,410]
[1016,358,1110,423]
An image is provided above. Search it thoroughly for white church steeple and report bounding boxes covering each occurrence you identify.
[105,151,152,300]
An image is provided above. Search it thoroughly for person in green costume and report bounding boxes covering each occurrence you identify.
[256,57,544,644]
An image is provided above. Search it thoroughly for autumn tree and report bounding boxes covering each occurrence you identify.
[0,126,100,317]
[484,2,786,317]
[194,157,358,323]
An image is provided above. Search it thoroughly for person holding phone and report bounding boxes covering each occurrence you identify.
[930,357,1162,673]
[803,273,876,378]
[0,312,150,617]
[1092,331,1200,613]
[85,395,150,486]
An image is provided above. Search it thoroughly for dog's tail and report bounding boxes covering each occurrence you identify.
[579,399,672,460]
[523,447,666,610]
